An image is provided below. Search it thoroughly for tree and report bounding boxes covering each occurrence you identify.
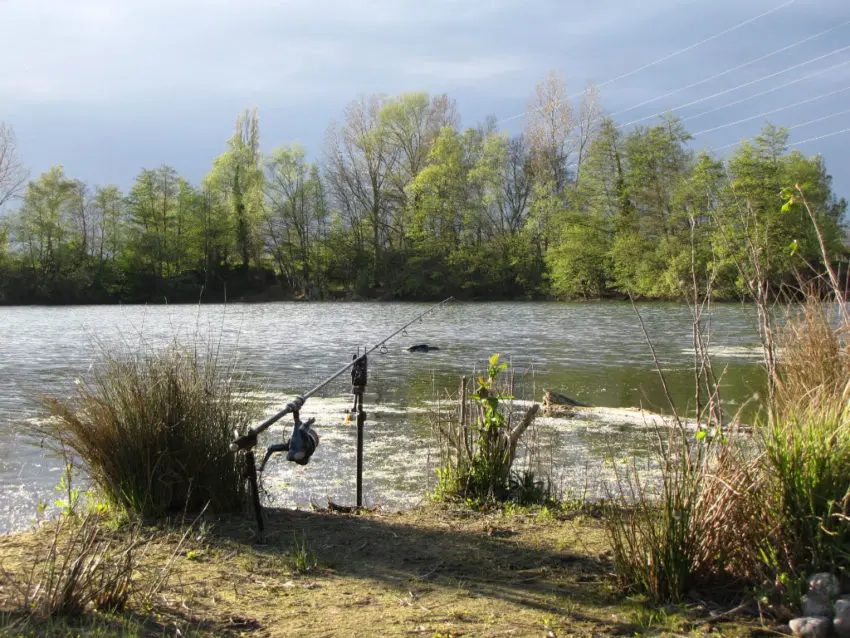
[547,213,610,298]
[126,166,182,282]
[715,123,847,294]
[90,185,125,271]
[379,92,459,245]
[580,118,632,228]
[408,126,467,247]
[12,166,76,286]
[264,145,328,295]
[602,116,694,297]
[68,179,92,259]
[574,82,602,184]
[524,70,575,194]
[0,123,28,213]
[205,107,264,268]
[325,94,396,288]
[499,135,532,235]
[194,182,233,287]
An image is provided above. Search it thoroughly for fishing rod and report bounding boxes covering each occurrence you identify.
[230,296,454,538]
[229,296,453,453]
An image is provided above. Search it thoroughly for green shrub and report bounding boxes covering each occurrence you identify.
[36,340,255,520]
[433,355,541,504]
[757,300,850,583]
[761,393,850,578]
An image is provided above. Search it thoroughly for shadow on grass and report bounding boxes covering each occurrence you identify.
[0,607,238,638]
[208,506,638,633]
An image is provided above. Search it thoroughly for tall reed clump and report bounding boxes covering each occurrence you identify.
[605,429,762,601]
[746,186,850,595]
[757,295,850,585]
[35,339,255,520]
[603,211,771,602]
[432,354,541,504]
[603,291,762,601]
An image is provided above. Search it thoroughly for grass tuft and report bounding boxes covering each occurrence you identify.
[33,339,255,520]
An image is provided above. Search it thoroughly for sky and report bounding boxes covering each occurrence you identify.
[1,0,849,201]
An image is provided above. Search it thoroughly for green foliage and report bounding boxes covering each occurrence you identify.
[287,532,319,574]
[547,215,610,298]
[712,128,846,296]
[54,463,80,517]
[755,300,850,584]
[507,470,551,506]
[760,400,850,577]
[434,355,544,506]
[34,339,255,520]
[0,102,844,303]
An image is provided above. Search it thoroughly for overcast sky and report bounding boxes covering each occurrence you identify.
[1,0,848,200]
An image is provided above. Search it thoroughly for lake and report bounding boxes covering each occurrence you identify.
[0,301,766,533]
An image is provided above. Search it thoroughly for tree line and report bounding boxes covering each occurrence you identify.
[0,72,846,304]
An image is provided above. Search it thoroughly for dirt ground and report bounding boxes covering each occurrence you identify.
[0,505,781,637]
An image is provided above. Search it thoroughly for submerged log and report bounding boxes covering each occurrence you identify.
[408,344,440,352]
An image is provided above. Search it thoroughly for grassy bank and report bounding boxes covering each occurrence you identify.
[0,504,776,638]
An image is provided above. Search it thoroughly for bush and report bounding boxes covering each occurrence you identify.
[36,340,255,520]
[604,429,760,601]
[433,355,541,504]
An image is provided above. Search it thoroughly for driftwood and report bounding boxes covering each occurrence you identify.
[543,389,589,415]
[507,403,540,463]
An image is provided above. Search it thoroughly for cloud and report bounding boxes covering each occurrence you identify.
[0,0,520,104]
[400,55,529,84]
[1,0,848,197]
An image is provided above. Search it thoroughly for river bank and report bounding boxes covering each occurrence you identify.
[0,504,773,637]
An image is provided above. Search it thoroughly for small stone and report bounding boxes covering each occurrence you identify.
[802,594,833,617]
[808,573,842,600]
[789,617,831,638]
[834,596,850,637]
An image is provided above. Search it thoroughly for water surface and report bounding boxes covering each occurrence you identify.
[0,301,765,532]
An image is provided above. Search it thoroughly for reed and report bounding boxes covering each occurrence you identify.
[36,338,255,519]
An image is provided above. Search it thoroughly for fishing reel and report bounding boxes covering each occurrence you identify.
[345,353,368,424]
[257,411,320,472]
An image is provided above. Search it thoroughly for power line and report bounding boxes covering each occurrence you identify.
[588,0,797,93]
[681,57,850,124]
[611,19,850,117]
[710,107,850,151]
[691,85,850,137]
[789,107,850,131]
[497,0,797,125]
[790,127,850,147]
[618,44,850,129]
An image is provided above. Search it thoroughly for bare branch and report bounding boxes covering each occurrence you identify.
[0,123,29,212]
